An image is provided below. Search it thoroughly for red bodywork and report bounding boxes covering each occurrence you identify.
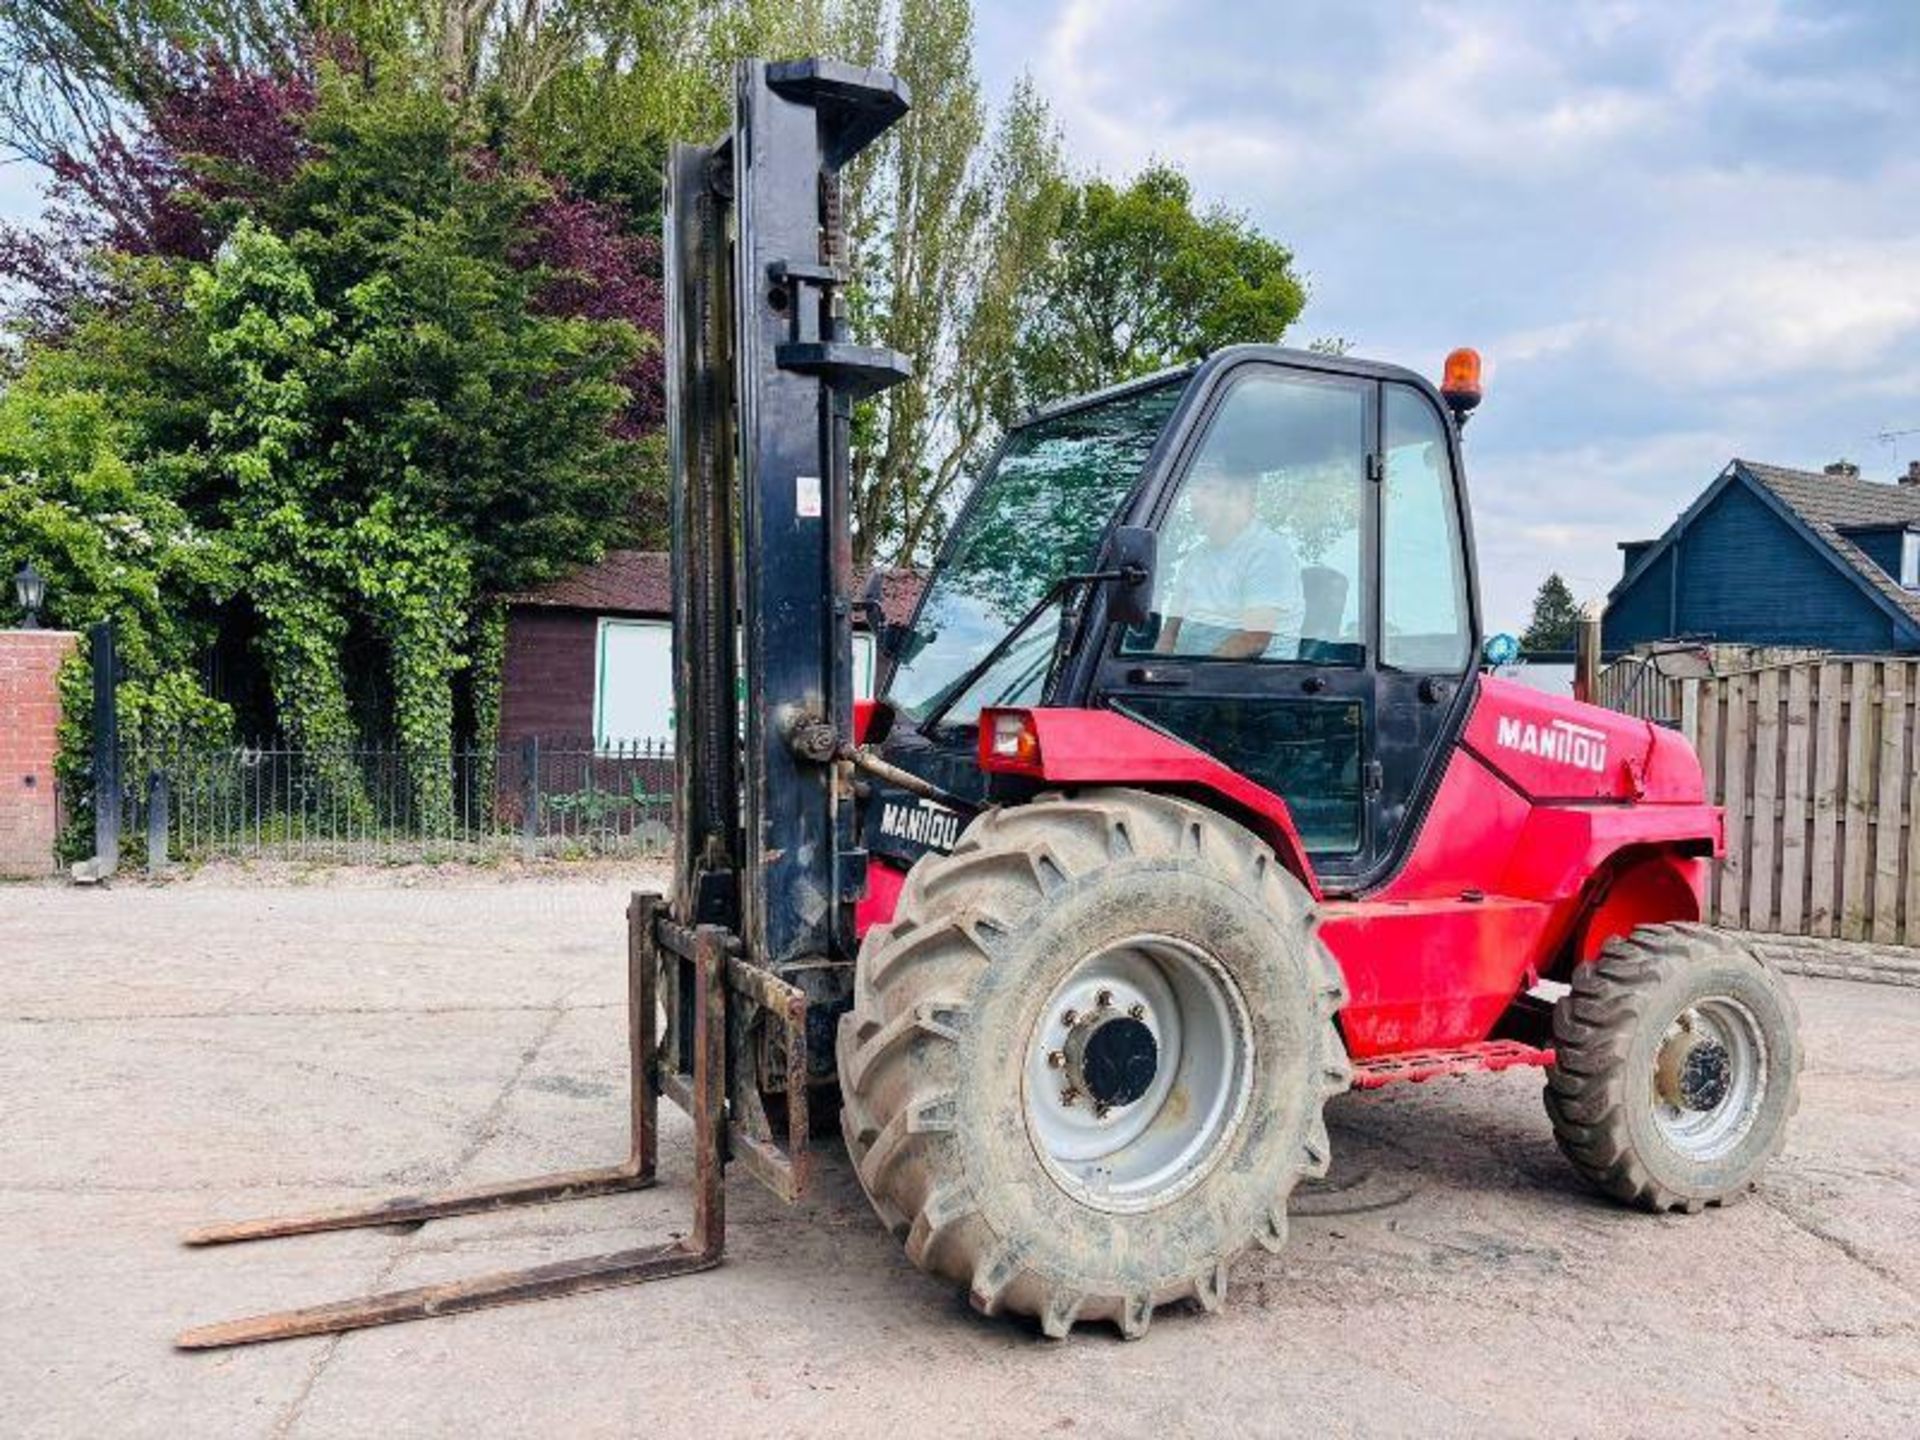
[859,677,1719,1064]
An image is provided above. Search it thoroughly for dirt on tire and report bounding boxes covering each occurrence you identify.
[837,787,1350,1338]
[1546,922,1803,1212]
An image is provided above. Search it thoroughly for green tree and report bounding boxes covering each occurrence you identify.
[1522,572,1581,651]
[0,341,238,858]
[0,0,299,162]
[516,0,835,217]
[274,68,642,596]
[177,63,645,815]
[843,0,1067,568]
[0,361,229,669]
[188,218,356,755]
[3,48,649,822]
[1013,163,1306,405]
[3,0,1322,782]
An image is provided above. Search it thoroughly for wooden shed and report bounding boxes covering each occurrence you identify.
[501,550,924,746]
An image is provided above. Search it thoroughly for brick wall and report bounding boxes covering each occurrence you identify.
[0,630,79,878]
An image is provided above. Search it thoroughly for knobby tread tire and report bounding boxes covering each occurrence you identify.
[838,788,1350,1339]
[1545,922,1802,1213]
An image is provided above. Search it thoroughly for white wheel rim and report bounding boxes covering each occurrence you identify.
[1022,933,1254,1213]
[1650,995,1769,1162]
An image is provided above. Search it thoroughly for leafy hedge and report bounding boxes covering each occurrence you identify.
[2,49,663,823]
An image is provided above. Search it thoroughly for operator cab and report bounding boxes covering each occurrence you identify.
[870,344,1482,895]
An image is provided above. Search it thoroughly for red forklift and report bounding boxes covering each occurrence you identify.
[179,56,1801,1347]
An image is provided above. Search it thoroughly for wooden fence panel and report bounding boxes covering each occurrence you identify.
[1697,680,1724,921]
[1810,664,1844,938]
[1907,674,1920,946]
[1841,663,1876,942]
[1778,665,1812,934]
[1749,668,1780,932]
[1594,653,1918,947]
[1872,662,1908,945]
[1720,673,1752,928]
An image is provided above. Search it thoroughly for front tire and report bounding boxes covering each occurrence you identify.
[1546,923,1802,1212]
[837,789,1349,1338]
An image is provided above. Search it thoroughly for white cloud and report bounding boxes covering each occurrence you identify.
[1470,432,1743,625]
[1603,237,1920,386]
[1491,320,1596,366]
[1486,230,1920,400]
[974,0,1920,631]
[1356,7,1668,168]
[1027,0,1829,196]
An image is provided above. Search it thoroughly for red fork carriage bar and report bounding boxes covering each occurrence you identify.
[175,895,808,1349]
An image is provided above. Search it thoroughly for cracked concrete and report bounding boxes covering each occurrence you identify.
[3,874,1917,1438]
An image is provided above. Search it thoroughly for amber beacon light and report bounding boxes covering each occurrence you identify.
[1440,347,1483,422]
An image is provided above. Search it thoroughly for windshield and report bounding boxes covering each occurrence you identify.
[885,375,1190,725]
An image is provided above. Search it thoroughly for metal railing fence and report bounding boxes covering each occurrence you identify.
[124,736,674,866]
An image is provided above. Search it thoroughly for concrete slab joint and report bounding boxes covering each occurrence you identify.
[0,629,79,879]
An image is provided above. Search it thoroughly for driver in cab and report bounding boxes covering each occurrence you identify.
[1155,459,1304,660]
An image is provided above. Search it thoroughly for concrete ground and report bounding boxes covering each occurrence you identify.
[2,871,1916,1439]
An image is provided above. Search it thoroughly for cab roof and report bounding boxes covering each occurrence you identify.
[1015,344,1448,432]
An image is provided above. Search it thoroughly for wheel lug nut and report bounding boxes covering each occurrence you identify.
[1047,1050,1066,1069]
[1060,1085,1080,1106]
[1060,1008,1078,1027]
[1128,1003,1145,1020]
[1094,1102,1111,1119]
[1096,989,1114,1009]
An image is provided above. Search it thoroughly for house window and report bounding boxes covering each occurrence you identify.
[1904,531,1919,590]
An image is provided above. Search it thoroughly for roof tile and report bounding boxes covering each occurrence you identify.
[512,549,928,626]
[513,550,671,614]
[1735,460,1920,626]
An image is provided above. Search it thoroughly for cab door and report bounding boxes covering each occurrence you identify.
[1088,361,1479,892]
[1092,360,1380,887]
[1372,381,1478,866]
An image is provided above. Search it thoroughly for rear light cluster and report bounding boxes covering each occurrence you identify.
[979,709,1043,774]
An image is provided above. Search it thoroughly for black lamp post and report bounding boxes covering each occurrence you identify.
[13,561,45,628]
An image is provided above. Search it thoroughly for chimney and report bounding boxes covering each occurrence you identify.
[1902,460,1920,489]
[1824,459,1861,479]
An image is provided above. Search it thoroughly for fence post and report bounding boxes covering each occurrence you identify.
[147,769,169,875]
[76,619,121,882]
[1573,602,1603,705]
[521,734,540,859]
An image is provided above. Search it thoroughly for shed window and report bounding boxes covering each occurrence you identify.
[594,618,878,750]
[1904,531,1919,590]
[596,619,675,746]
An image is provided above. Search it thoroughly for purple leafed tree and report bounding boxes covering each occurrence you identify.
[0,43,668,446]
[0,50,315,334]
[517,189,667,435]
[147,50,317,199]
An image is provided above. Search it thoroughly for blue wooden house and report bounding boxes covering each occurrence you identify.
[1605,459,1920,655]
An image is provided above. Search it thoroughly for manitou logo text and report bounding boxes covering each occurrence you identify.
[879,797,962,853]
[1495,715,1610,774]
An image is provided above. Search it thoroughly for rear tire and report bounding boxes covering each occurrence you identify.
[837,789,1349,1338]
[1545,923,1801,1212]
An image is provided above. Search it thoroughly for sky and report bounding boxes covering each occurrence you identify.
[1,3,1914,630]
[973,0,1920,630]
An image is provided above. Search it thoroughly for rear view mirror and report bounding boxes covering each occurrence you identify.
[878,620,915,659]
[860,570,888,634]
[1100,524,1157,629]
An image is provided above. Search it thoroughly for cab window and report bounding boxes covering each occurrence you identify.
[1121,369,1368,664]
[1381,385,1472,672]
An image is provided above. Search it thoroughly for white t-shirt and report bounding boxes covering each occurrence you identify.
[1166,524,1304,658]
